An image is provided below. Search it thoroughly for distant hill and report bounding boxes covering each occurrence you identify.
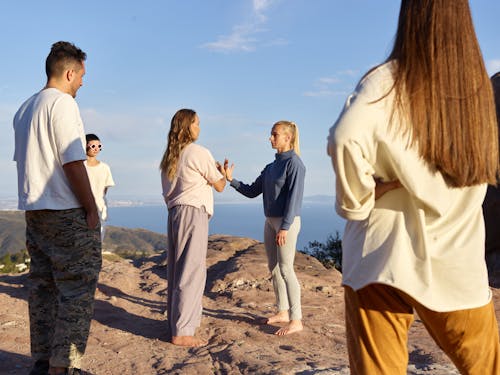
[104,226,167,256]
[0,210,167,258]
[0,211,26,256]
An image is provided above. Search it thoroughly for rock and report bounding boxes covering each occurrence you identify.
[316,285,333,293]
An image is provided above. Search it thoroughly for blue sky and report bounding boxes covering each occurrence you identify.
[1,0,499,204]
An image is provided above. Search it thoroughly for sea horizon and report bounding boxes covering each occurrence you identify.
[106,201,345,251]
[0,195,345,251]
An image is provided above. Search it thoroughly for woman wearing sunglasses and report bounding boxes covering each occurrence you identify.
[85,133,115,240]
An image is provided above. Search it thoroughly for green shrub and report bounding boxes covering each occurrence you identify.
[0,249,29,273]
[102,252,124,262]
[302,231,342,272]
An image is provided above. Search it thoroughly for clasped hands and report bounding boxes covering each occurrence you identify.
[216,158,287,246]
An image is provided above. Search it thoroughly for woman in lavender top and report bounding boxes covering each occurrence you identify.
[225,120,305,335]
[160,108,227,347]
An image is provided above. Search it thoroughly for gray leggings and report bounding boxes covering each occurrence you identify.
[263,216,302,320]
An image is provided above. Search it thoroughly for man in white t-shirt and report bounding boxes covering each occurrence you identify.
[13,41,101,375]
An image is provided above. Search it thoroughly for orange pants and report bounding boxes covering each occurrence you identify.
[345,284,500,375]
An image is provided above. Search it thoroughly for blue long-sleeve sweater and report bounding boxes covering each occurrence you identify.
[230,150,306,230]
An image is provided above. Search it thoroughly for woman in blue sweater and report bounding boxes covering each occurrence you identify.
[225,120,306,335]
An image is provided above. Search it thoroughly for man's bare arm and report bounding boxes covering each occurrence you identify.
[63,160,99,229]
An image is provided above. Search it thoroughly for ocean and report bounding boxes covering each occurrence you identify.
[107,202,345,251]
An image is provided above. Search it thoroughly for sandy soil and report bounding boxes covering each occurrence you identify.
[1,235,498,374]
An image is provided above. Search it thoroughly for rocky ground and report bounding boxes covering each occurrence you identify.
[1,234,498,374]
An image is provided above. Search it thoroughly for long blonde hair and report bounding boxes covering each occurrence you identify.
[274,120,301,156]
[159,109,197,181]
[387,0,498,187]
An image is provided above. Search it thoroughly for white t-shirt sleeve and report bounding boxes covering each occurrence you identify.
[52,95,86,165]
[104,163,115,188]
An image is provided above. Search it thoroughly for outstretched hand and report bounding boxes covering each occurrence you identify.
[216,161,226,177]
[213,161,227,192]
[224,158,235,181]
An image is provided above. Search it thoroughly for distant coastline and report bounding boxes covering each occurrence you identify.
[0,196,344,250]
[0,194,337,210]
[106,200,344,251]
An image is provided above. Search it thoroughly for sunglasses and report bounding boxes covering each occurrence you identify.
[88,144,102,150]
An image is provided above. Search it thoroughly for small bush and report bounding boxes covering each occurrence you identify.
[102,252,124,262]
[0,249,30,273]
[302,231,342,272]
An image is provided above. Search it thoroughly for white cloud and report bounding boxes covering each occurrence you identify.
[262,38,289,48]
[338,69,359,77]
[303,72,358,98]
[202,25,260,53]
[201,0,281,53]
[253,0,274,21]
[253,0,273,13]
[303,90,348,98]
[80,107,168,142]
[486,59,500,75]
[318,77,340,85]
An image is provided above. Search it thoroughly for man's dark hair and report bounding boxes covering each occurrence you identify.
[45,41,86,79]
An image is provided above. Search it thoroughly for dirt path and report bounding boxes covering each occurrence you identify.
[2,235,496,374]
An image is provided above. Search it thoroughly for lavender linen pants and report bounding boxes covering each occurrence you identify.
[167,205,208,336]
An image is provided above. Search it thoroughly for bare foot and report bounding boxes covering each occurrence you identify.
[274,319,303,336]
[257,310,290,325]
[171,335,208,347]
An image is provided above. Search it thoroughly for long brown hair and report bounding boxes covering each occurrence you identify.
[159,109,197,181]
[387,0,499,187]
[274,120,301,156]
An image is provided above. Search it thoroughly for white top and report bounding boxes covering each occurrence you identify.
[13,88,87,210]
[161,143,223,217]
[327,62,491,312]
[85,161,115,221]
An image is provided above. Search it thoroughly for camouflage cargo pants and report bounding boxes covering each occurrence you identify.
[25,208,101,369]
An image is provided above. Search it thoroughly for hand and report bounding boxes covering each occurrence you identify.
[374,178,402,200]
[216,161,226,177]
[224,158,235,182]
[86,209,100,230]
[276,229,288,247]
